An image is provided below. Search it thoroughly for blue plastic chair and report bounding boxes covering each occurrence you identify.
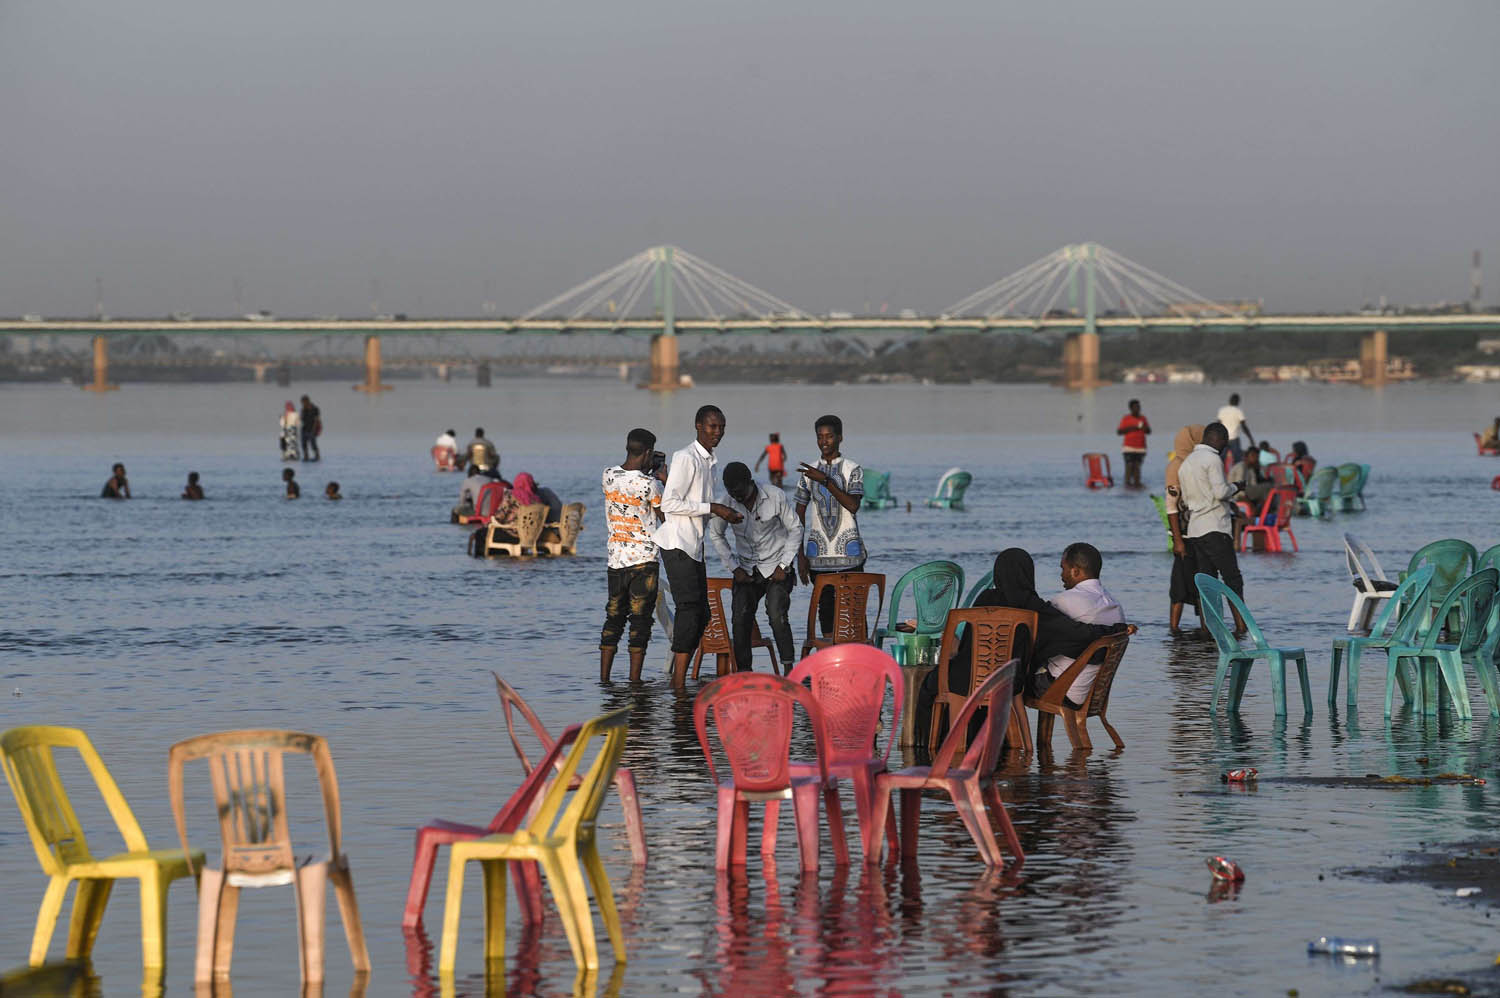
[1328,565,1434,709]
[1195,573,1312,717]
[1298,467,1337,517]
[962,570,993,609]
[924,469,972,510]
[1334,463,1369,512]
[860,470,897,510]
[1386,568,1498,719]
[872,561,964,665]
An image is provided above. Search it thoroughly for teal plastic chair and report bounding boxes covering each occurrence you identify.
[1195,573,1312,717]
[1477,543,1500,575]
[873,561,964,663]
[1298,467,1337,517]
[1405,539,1479,632]
[1149,496,1174,552]
[1386,568,1498,719]
[924,469,972,510]
[1466,595,1500,716]
[860,470,897,510]
[962,570,993,608]
[1334,462,1369,512]
[1328,565,1434,709]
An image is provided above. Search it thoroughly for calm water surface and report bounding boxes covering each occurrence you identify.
[2,378,1499,997]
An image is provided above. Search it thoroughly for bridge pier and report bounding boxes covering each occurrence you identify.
[648,333,679,390]
[1062,331,1101,390]
[82,335,117,391]
[1359,329,1388,387]
[248,362,273,383]
[353,335,391,392]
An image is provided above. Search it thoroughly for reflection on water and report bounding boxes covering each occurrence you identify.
[3,380,1500,996]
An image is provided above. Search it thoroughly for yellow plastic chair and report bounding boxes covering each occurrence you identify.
[438,708,631,977]
[0,726,203,974]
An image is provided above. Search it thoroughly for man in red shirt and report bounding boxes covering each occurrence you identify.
[1116,399,1151,487]
[754,432,788,487]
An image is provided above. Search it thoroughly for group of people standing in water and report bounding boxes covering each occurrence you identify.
[278,395,321,462]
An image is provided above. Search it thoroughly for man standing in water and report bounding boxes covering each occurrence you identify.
[1216,393,1253,464]
[754,432,788,488]
[795,414,867,637]
[1180,422,1247,633]
[300,394,321,461]
[600,428,666,683]
[1116,399,1151,488]
[101,463,130,499]
[466,427,499,473]
[709,461,801,672]
[657,405,742,688]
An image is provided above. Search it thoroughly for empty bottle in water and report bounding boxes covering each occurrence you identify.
[1307,937,1379,957]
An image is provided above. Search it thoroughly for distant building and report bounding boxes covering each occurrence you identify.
[1122,364,1205,384]
[1455,364,1500,383]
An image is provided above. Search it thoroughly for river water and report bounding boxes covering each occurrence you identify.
[2,377,1498,997]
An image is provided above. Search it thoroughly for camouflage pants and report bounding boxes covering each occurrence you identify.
[601,562,659,650]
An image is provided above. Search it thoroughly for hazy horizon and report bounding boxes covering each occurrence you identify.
[4,2,1497,318]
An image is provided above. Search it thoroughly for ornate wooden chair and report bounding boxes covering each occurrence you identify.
[1016,626,1135,752]
[927,607,1036,754]
[801,572,886,658]
[694,577,780,679]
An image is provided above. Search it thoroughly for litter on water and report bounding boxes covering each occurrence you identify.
[1206,856,1245,882]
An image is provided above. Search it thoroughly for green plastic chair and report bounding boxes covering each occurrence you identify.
[1195,573,1312,717]
[1386,568,1498,719]
[1477,543,1500,575]
[1405,539,1479,632]
[924,468,972,509]
[1334,462,1369,512]
[1328,564,1434,709]
[1149,496,1174,552]
[1465,595,1500,716]
[860,469,897,510]
[1298,467,1337,517]
[873,561,964,664]
[962,570,993,608]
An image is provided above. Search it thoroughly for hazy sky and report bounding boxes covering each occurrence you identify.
[3,2,1497,317]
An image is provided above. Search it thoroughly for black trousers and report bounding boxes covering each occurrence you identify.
[1189,531,1243,599]
[731,570,796,669]
[301,425,319,460]
[601,562,659,650]
[662,549,709,654]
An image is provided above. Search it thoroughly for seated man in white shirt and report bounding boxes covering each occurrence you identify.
[1033,542,1127,710]
[709,462,801,670]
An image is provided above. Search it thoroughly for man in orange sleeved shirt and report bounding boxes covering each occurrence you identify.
[1116,399,1151,488]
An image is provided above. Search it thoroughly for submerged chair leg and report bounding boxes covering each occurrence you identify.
[947,780,994,866]
[538,850,589,971]
[138,869,170,972]
[1098,713,1125,750]
[1327,644,1344,709]
[581,843,627,964]
[791,782,821,873]
[822,783,849,867]
[66,878,113,960]
[1229,660,1254,713]
[1267,652,1288,717]
[438,853,467,976]
[29,876,69,966]
[1293,654,1313,716]
[983,785,1026,872]
[959,781,1003,867]
[293,862,329,984]
[480,860,508,965]
[612,769,649,866]
[194,868,224,982]
[899,788,923,860]
[330,864,371,973]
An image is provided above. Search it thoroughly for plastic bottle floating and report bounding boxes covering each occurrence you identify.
[1206,856,1244,882]
[1307,937,1379,958]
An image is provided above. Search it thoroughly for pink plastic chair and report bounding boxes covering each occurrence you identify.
[1240,486,1299,553]
[695,674,850,873]
[787,645,903,864]
[401,725,578,929]
[432,445,457,471]
[868,659,1025,872]
[457,482,505,525]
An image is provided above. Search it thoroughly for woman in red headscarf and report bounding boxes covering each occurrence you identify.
[279,401,300,460]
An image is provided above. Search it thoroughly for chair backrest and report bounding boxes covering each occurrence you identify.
[1,726,149,875]
[1476,543,1500,575]
[1336,462,1363,496]
[1343,533,1388,589]
[1308,466,1337,500]
[1377,565,1437,642]
[1193,574,1267,653]
[700,578,734,656]
[885,561,964,636]
[432,444,455,470]
[1079,629,1133,716]
[805,572,886,645]
[169,730,345,878]
[1082,453,1111,482]
[862,470,892,502]
[933,468,971,501]
[695,674,831,793]
[935,607,1037,697]
[1267,463,1298,489]
[962,570,994,609]
[1259,486,1297,527]
[523,709,630,847]
[474,482,504,519]
[929,660,1018,780]
[789,644,903,765]
[491,671,556,776]
[1418,568,1499,653]
[1407,539,1479,601]
[558,502,586,547]
[507,504,550,547]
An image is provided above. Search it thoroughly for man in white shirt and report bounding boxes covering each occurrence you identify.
[1215,393,1254,463]
[657,404,743,687]
[709,462,801,670]
[1036,543,1127,708]
[1179,421,1247,632]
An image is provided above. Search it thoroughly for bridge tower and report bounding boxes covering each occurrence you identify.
[82,335,118,391]
[353,334,392,392]
[648,246,679,390]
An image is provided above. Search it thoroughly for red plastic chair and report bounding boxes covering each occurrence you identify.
[787,645,903,864]
[1082,453,1113,489]
[1478,433,1500,457]
[457,482,505,525]
[432,445,457,471]
[868,659,1025,872]
[694,674,849,873]
[1240,486,1299,553]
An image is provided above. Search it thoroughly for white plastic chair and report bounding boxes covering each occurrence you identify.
[1345,533,1397,633]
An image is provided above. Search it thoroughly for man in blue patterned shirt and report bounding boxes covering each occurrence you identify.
[794,414,868,637]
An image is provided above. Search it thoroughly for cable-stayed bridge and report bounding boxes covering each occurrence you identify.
[6,243,1498,390]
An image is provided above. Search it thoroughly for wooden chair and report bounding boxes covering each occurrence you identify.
[1015,626,1135,752]
[538,502,586,556]
[927,607,1037,754]
[801,572,886,658]
[168,730,371,986]
[694,577,780,679]
[0,726,203,975]
[481,503,549,557]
